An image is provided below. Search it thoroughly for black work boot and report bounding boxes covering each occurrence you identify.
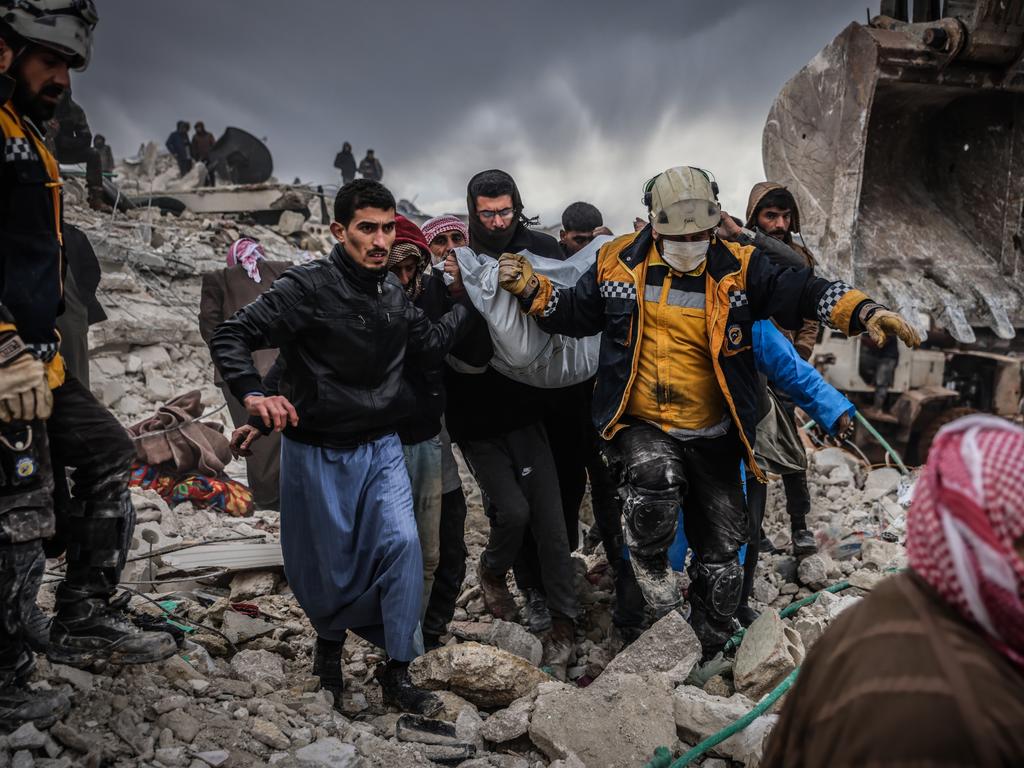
[49,591,177,668]
[792,529,818,556]
[374,659,442,716]
[734,604,761,628]
[313,637,344,711]
[541,616,575,681]
[23,603,50,653]
[628,552,683,612]
[476,560,518,621]
[0,653,70,730]
[523,588,552,633]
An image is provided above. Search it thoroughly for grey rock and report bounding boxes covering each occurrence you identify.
[230,649,286,687]
[48,663,94,693]
[8,723,47,751]
[479,697,533,744]
[11,752,33,768]
[860,538,906,570]
[457,758,530,768]
[410,642,551,708]
[528,674,676,767]
[229,571,280,601]
[154,747,186,766]
[152,694,191,715]
[863,467,901,500]
[455,707,485,750]
[673,686,774,764]
[734,609,805,700]
[293,737,360,766]
[193,751,230,767]
[156,709,201,744]
[752,577,780,605]
[252,718,290,751]
[221,610,276,645]
[160,653,206,684]
[600,610,701,684]
[486,620,543,666]
[797,553,833,590]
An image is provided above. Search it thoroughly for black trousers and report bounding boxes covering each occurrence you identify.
[0,375,134,677]
[422,487,469,641]
[460,422,578,620]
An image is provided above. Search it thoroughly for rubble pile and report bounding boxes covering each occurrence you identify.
[5,191,914,767]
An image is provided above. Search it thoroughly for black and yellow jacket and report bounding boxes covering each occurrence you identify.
[527,225,871,480]
[0,84,66,389]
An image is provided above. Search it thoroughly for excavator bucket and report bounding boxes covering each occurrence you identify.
[763,3,1024,345]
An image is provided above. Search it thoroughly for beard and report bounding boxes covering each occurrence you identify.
[11,75,65,125]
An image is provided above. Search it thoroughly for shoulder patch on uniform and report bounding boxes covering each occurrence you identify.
[727,323,744,348]
[4,137,35,162]
[599,281,637,301]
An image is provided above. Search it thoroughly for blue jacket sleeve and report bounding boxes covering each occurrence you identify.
[753,321,854,434]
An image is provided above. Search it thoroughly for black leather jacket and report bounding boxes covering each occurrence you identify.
[211,244,469,447]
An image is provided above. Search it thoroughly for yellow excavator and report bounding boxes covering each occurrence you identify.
[764,0,1024,461]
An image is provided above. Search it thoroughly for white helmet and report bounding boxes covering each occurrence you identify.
[1,0,98,70]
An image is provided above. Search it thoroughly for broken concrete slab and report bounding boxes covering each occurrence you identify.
[228,570,280,601]
[860,538,906,570]
[229,649,286,688]
[863,467,902,500]
[478,696,534,744]
[673,685,774,766]
[733,609,805,700]
[410,642,551,708]
[292,737,360,767]
[797,553,833,590]
[600,610,701,684]
[528,674,676,767]
[450,620,543,666]
[220,610,276,645]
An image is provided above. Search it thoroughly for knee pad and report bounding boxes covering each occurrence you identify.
[65,490,135,573]
[689,559,744,621]
[620,485,679,558]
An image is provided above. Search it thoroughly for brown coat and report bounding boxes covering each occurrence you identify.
[762,571,1024,768]
[199,261,291,385]
[746,181,819,360]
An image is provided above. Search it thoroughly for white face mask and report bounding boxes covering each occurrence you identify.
[660,238,708,273]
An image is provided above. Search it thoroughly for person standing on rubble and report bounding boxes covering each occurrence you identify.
[199,238,291,511]
[719,183,822,557]
[418,214,476,649]
[190,121,216,185]
[165,120,191,177]
[442,168,579,677]
[763,415,1024,766]
[0,0,179,730]
[211,180,469,715]
[358,148,382,181]
[334,141,356,185]
[497,165,922,657]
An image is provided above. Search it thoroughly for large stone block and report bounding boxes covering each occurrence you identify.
[733,610,804,700]
[600,610,701,684]
[409,642,550,708]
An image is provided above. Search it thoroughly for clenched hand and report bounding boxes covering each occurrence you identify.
[244,394,298,432]
[497,253,538,298]
[0,354,52,423]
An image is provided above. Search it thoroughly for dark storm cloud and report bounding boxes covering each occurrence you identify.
[73,0,869,229]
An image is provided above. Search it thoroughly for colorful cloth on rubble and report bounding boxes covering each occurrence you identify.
[130,461,254,518]
[226,237,266,283]
[907,414,1024,670]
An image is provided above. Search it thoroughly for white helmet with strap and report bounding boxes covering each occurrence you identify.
[1,0,98,70]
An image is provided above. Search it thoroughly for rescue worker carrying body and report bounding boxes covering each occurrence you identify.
[496,166,921,656]
[0,0,175,730]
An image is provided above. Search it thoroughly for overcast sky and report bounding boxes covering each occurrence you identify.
[74,0,870,232]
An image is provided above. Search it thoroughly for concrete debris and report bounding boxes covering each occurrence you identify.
[479,696,534,743]
[797,553,834,590]
[600,609,701,684]
[409,642,551,708]
[673,686,775,764]
[528,674,677,767]
[734,610,805,700]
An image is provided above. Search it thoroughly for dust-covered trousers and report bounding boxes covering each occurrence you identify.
[279,433,424,661]
[402,435,443,620]
[608,421,747,645]
[0,375,135,677]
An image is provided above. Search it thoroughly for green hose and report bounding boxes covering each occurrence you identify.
[854,411,909,474]
[723,580,852,653]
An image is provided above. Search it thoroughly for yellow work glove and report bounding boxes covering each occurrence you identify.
[497,253,538,298]
[0,353,52,423]
[861,306,921,349]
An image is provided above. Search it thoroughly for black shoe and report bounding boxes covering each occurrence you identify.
[48,597,177,668]
[541,617,575,682]
[375,660,442,716]
[423,634,443,652]
[523,588,552,633]
[758,535,777,553]
[24,603,51,653]
[792,529,818,556]
[313,637,344,711]
[0,683,70,731]
[735,604,760,628]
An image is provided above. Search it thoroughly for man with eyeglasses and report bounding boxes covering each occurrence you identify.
[558,201,612,258]
[0,0,180,730]
[441,169,579,678]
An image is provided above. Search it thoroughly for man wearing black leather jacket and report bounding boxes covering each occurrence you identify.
[212,180,469,716]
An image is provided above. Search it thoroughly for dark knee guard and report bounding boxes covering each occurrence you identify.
[0,540,46,679]
[688,558,744,651]
[621,485,681,609]
[58,490,136,607]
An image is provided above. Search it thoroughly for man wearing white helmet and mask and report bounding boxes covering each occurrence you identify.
[497,166,921,656]
[0,0,177,730]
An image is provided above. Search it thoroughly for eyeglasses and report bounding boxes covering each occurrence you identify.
[478,208,515,221]
[430,231,467,248]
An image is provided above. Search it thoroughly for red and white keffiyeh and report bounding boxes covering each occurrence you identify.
[227,238,266,283]
[907,414,1024,669]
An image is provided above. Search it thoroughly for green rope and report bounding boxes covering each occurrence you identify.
[854,411,909,474]
[668,668,800,768]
